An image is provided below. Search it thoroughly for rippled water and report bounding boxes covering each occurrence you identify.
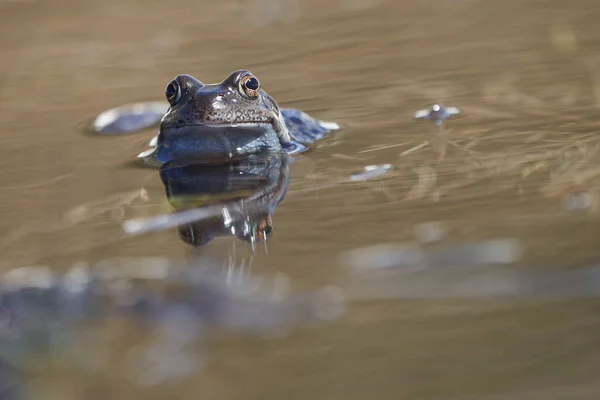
[2,0,600,398]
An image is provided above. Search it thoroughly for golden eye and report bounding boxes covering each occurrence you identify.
[240,74,260,99]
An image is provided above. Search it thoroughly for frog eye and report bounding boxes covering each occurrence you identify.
[165,79,182,106]
[240,74,260,99]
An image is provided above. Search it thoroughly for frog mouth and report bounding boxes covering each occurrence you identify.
[161,121,276,134]
[157,123,273,145]
[183,121,273,127]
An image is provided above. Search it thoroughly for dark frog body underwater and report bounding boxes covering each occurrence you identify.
[94,70,340,164]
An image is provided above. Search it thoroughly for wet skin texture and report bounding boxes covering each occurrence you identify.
[152,70,337,164]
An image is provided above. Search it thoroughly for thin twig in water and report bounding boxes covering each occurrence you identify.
[358,142,411,154]
[289,182,340,195]
[400,141,429,156]
[429,124,484,167]
[441,136,484,167]
[122,203,227,235]
[0,174,73,190]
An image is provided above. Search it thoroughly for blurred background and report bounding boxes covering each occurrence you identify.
[2,0,600,398]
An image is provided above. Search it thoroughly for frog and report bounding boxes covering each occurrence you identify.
[93,69,340,164]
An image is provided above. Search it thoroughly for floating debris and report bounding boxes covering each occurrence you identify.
[123,203,228,236]
[414,104,460,124]
[349,164,393,181]
[93,101,168,135]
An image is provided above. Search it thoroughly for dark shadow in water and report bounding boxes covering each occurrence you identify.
[158,152,291,247]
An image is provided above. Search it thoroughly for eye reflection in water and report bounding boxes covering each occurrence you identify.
[158,151,291,247]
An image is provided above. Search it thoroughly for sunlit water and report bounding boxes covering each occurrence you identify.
[1,0,600,398]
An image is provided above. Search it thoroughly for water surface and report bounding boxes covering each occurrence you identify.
[1,0,600,398]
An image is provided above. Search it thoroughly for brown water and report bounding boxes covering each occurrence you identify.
[2,0,600,398]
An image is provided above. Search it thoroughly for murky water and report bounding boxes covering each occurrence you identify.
[2,0,600,398]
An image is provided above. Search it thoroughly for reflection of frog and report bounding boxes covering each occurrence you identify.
[94,70,340,163]
[159,152,290,246]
